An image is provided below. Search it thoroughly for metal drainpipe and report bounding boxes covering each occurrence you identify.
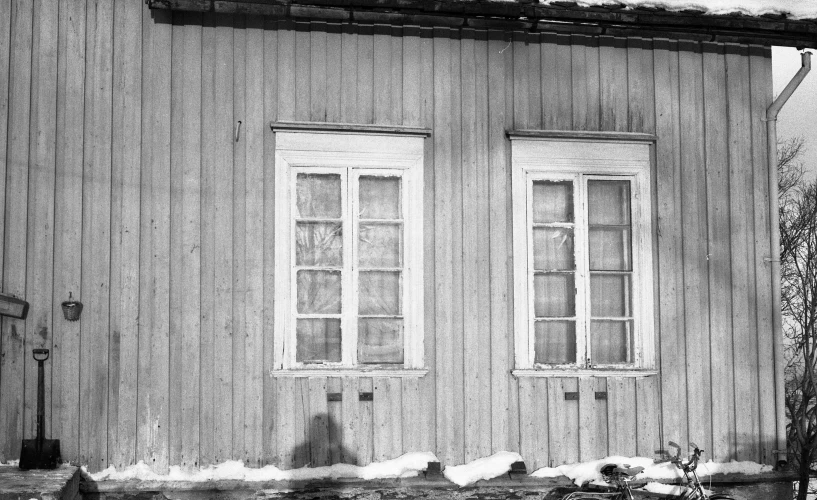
[766,50,811,468]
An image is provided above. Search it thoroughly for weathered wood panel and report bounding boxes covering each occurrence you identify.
[0,0,33,462]
[679,41,713,457]
[51,0,86,467]
[703,42,735,462]
[654,38,688,450]
[0,2,780,472]
[749,46,777,465]
[108,0,142,470]
[25,0,58,451]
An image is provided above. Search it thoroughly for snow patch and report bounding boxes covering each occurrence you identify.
[539,0,817,20]
[0,460,20,467]
[531,456,670,486]
[642,482,691,496]
[531,455,774,486]
[88,452,438,483]
[443,451,523,487]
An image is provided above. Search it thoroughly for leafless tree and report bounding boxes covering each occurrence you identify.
[779,136,817,500]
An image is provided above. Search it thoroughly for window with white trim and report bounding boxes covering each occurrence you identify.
[273,131,424,371]
[511,137,655,373]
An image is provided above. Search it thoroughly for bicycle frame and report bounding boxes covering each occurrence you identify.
[667,441,734,500]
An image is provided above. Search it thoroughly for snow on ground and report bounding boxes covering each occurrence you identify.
[531,454,774,487]
[642,482,693,496]
[88,451,438,483]
[539,0,817,20]
[442,451,523,487]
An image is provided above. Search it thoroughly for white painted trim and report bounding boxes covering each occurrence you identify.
[511,138,655,372]
[270,369,429,378]
[512,369,658,379]
[273,131,425,371]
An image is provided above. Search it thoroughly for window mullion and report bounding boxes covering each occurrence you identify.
[526,174,536,367]
[576,175,589,368]
[345,169,358,366]
[290,168,299,367]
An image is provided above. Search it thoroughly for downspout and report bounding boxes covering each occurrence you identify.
[766,50,811,468]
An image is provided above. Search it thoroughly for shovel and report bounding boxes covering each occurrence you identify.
[19,348,61,470]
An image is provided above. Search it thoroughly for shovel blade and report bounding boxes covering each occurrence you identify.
[19,438,61,470]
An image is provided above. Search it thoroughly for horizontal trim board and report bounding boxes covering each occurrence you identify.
[147,0,817,48]
[512,369,659,378]
[270,121,432,137]
[508,130,657,143]
[270,369,429,378]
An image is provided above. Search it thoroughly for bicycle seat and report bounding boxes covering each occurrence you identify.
[613,465,644,477]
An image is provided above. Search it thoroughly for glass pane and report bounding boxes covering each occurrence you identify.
[296,318,341,363]
[533,227,574,271]
[360,176,401,220]
[534,321,576,364]
[296,174,342,218]
[359,271,401,315]
[358,319,404,364]
[359,223,402,268]
[534,273,575,317]
[296,222,342,266]
[588,180,630,225]
[590,273,632,317]
[589,227,632,271]
[591,320,632,364]
[297,270,341,314]
[532,181,573,223]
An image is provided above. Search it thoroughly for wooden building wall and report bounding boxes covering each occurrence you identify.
[0,0,778,473]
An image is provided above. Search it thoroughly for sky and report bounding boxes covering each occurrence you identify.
[773,46,817,179]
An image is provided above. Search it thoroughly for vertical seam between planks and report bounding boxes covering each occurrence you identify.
[106,0,118,465]
[724,47,736,460]
[675,45,689,445]
[650,45,663,450]
[697,46,714,455]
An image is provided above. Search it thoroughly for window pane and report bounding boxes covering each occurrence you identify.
[534,273,575,317]
[296,318,342,363]
[590,273,632,317]
[533,227,574,271]
[360,176,401,220]
[296,173,342,218]
[296,222,342,266]
[590,320,631,364]
[359,271,401,315]
[534,321,576,364]
[359,223,402,268]
[358,319,404,364]
[589,227,632,271]
[297,270,341,314]
[588,180,630,225]
[532,181,573,223]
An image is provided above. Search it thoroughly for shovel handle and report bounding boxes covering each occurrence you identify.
[33,349,49,362]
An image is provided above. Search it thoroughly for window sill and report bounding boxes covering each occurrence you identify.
[512,369,658,378]
[270,368,429,378]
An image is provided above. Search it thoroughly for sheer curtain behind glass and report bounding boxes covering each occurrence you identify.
[295,173,343,363]
[531,180,577,364]
[587,179,633,364]
[358,176,404,364]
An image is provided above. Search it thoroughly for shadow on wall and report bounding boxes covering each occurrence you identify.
[290,413,358,468]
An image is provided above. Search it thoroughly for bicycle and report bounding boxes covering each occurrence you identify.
[561,463,644,500]
[667,441,736,500]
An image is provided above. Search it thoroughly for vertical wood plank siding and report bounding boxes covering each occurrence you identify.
[0,0,778,472]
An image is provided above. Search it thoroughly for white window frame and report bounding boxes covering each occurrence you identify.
[510,137,656,376]
[272,130,425,374]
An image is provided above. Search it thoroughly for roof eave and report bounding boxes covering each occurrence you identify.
[146,0,817,48]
